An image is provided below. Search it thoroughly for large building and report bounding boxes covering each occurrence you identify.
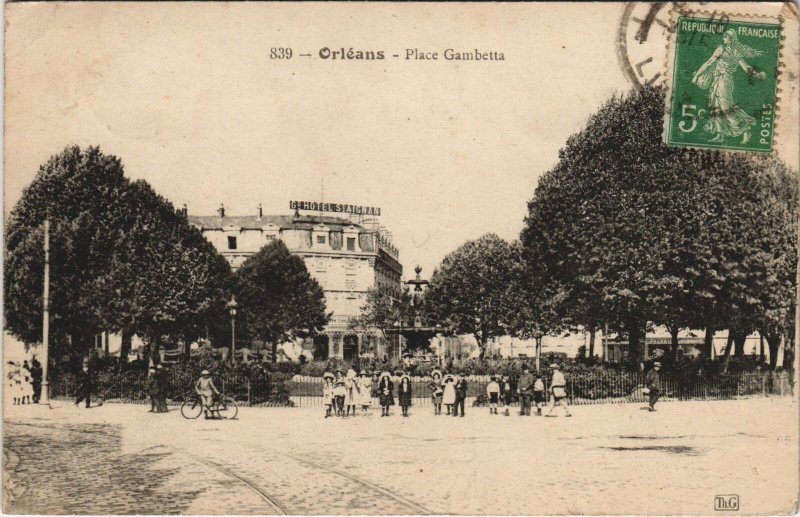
[188,203,403,361]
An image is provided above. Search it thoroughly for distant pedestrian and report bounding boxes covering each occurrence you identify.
[398,372,412,417]
[323,372,335,418]
[333,370,347,417]
[486,375,500,415]
[146,366,158,412]
[7,361,21,405]
[545,364,571,417]
[518,365,534,416]
[195,369,220,419]
[453,374,468,417]
[371,371,381,407]
[378,371,394,417]
[533,374,546,415]
[156,364,168,413]
[645,362,662,412]
[21,361,33,405]
[344,369,358,417]
[30,358,43,404]
[429,370,444,415]
[501,375,514,416]
[442,374,456,415]
[75,363,92,408]
[358,370,372,415]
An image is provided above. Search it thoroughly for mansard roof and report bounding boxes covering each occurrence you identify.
[188,213,365,231]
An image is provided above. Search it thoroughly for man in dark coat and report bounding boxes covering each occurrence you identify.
[453,375,468,417]
[518,365,535,416]
[146,366,158,412]
[155,364,169,413]
[74,363,92,408]
[30,358,43,404]
[645,361,662,412]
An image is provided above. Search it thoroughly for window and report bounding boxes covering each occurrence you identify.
[265,235,275,242]
[227,236,237,250]
[346,237,356,251]
[316,235,326,244]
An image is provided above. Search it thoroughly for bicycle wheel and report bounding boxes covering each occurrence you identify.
[216,397,238,420]
[181,399,203,419]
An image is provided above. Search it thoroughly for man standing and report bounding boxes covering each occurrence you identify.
[645,361,662,412]
[453,374,468,417]
[146,366,158,412]
[155,364,169,413]
[518,365,534,416]
[545,363,571,417]
[75,362,92,408]
[30,358,43,404]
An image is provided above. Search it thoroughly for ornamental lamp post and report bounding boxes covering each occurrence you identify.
[227,296,238,365]
[533,330,544,372]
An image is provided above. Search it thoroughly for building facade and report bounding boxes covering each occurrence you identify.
[189,205,403,361]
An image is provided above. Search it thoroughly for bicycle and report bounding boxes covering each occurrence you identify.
[180,393,238,420]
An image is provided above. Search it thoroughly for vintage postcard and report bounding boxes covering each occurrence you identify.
[3,2,799,516]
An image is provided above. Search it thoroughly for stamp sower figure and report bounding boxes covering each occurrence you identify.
[378,371,394,417]
[146,366,158,412]
[518,365,534,416]
[442,374,456,415]
[692,29,766,145]
[645,361,662,412]
[195,369,220,419]
[398,372,412,417]
[545,363,571,417]
[75,362,92,408]
[533,374,546,415]
[322,372,335,418]
[429,369,444,415]
[486,375,500,415]
[501,375,514,416]
[453,374,468,417]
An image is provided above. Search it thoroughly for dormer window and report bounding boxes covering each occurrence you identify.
[347,237,356,251]
[317,235,326,244]
[228,236,237,250]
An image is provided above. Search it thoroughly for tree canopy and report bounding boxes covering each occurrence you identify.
[233,240,329,362]
[425,234,521,358]
[520,86,798,367]
[4,146,231,363]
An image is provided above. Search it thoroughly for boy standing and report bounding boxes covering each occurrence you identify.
[486,375,500,415]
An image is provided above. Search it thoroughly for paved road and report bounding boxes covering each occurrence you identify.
[4,398,798,515]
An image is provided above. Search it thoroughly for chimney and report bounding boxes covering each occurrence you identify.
[257,203,263,218]
[218,203,225,218]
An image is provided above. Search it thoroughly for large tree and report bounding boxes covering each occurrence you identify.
[520,87,798,368]
[4,145,231,364]
[234,240,329,363]
[425,234,520,358]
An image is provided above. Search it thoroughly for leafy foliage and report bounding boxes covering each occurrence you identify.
[425,234,521,358]
[234,240,329,361]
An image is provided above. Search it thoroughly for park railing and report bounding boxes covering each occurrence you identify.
[48,369,793,408]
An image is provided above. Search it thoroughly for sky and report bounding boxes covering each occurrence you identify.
[5,2,799,280]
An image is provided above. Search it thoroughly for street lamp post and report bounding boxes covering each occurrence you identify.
[533,330,544,372]
[227,296,238,365]
[40,219,51,406]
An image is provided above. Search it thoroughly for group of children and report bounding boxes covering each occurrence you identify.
[322,368,417,418]
[321,364,572,419]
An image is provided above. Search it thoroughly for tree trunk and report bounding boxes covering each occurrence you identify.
[627,322,642,368]
[766,333,781,369]
[120,330,132,360]
[733,330,747,357]
[759,333,765,363]
[722,333,734,373]
[588,328,596,358]
[704,326,715,360]
[669,324,680,361]
[272,341,277,364]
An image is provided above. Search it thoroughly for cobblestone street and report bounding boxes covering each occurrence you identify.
[4,398,798,515]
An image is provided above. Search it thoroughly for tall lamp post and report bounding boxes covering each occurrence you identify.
[227,296,238,365]
[40,219,51,406]
[533,330,544,372]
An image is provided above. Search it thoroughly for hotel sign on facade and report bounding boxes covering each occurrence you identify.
[290,200,381,216]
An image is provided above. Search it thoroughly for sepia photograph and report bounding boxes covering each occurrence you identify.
[3,2,800,515]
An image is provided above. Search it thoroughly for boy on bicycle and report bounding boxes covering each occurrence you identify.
[195,369,220,419]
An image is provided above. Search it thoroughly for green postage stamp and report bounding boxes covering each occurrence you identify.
[665,12,782,153]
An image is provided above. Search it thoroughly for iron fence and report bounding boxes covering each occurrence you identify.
[48,369,793,407]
